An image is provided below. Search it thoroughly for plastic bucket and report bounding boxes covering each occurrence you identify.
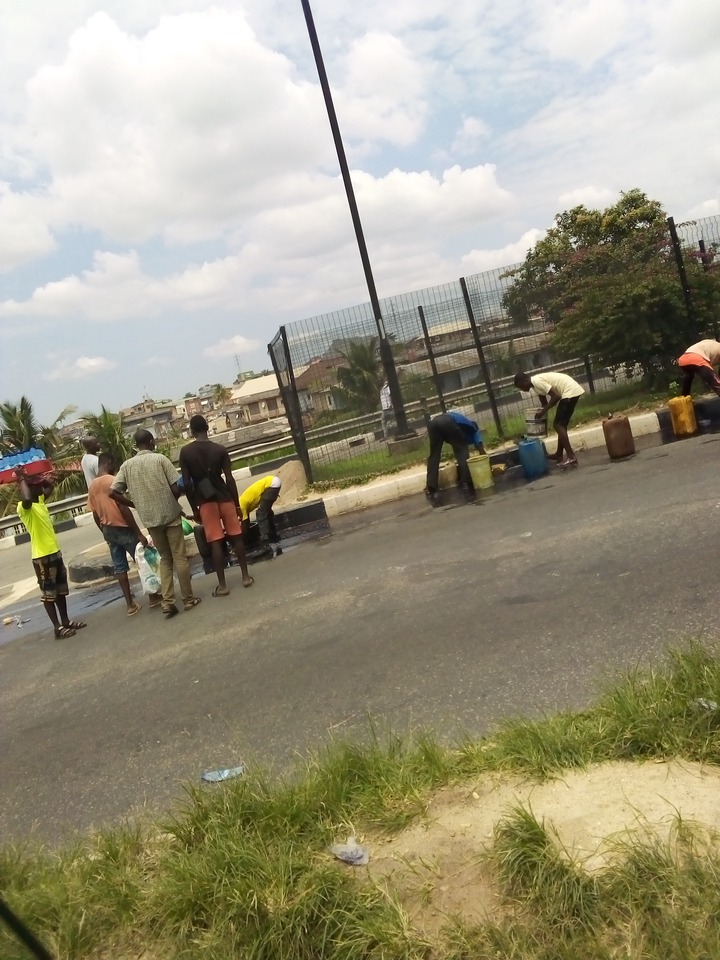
[525,410,547,437]
[467,454,493,490]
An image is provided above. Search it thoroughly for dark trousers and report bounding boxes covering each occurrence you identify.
[680,364,720,397]
[256,487,280,543]
[426,414,471,492]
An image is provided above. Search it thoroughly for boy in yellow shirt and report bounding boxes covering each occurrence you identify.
[16,467,87,639]
[239,476,283,558]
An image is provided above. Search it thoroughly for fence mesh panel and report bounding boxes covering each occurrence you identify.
[267,214,720,484]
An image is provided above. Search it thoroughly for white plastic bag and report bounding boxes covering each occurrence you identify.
[135,542,162,595]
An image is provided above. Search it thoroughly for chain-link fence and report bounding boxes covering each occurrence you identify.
[268,214,720,484]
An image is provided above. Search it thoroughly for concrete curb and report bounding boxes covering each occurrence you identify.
[322,410,665,518]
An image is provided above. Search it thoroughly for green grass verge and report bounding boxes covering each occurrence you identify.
[3,642,720,958]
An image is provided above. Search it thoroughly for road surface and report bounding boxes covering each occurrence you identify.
[1,433,717,843]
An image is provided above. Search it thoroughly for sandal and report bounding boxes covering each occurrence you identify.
[149,598,163,609]
[212,586,230,597]
[127,603,141,617]
[183,597,202,611]
[163,605,179,619]
[243,577,255,589]
[54,625,76,639]
[66,620,87,630]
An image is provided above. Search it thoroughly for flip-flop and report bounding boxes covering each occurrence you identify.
[127,603,141,617]
[560,458,579,469]
[183,597,202,611]
[149,599,163,609]
[54,625,76,639]
[66,620,87,630]
[243,577,255,589]
[212,586,230,597]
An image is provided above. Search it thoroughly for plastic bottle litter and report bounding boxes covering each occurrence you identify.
[692,698,719,712]
[201,764,246,783]
[328,836,369,866]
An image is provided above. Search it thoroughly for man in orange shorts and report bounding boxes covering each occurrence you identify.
[179,415,254,596]
[677,339,720,397]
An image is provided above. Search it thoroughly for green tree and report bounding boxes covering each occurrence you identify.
[212,383,233,407]
[0,397,82,514]
[81,406,134,468]
[334,338,383,414]
[503,189,712,383]
[0,397,76,458]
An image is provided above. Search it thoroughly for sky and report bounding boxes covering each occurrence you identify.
[1,0,719,422]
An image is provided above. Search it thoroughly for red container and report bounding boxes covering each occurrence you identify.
[0,459,53,485]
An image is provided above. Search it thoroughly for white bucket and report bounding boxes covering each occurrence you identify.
[525,410,547,438]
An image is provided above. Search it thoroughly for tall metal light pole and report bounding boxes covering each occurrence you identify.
[299,0,410,436]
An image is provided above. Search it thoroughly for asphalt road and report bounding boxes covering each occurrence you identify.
[2,434,718,844]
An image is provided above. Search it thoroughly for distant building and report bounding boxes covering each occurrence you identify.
[230,373,285,424]
[120,398,177,438]
[183,396,203,418]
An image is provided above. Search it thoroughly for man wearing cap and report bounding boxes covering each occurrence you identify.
[425,410,485,507]
[239,476,283,559]
[179,415,254,596]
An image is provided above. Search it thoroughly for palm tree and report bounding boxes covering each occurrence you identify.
[0,397,76,457]
[335,339,383,414]
[211,383,233,407]
[81,406,134,468]
[0,396,82,514]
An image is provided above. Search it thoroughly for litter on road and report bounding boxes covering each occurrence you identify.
[200,764,246,783]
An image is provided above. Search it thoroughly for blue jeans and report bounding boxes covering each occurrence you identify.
[103,525,140,575]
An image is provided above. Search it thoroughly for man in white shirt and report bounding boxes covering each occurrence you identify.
[81,437,101,489]
[677,339,720,397]
[514,370,585,467]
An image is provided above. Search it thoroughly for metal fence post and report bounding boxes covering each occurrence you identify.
[667,216,698,338]
[459,276,503,437]
[268,330,313,483]
[583,357,596,394]
[417,305,447,413]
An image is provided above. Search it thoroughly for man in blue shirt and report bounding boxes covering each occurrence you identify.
[425,411,486,506]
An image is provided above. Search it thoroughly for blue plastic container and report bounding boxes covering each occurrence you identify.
[518,437,548,479]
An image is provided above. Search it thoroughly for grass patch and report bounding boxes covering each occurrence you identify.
[3,643,720,958]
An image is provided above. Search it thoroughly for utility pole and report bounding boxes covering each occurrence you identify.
[299,0,410,436]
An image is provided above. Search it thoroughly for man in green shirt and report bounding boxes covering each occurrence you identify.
[16,467,87,639]
[110,429,201,619]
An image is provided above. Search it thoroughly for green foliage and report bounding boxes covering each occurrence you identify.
[0,397,76,459]
[0,397,83,512]
[211,383,233,406]
[80,406,135,467]
[4,643,720,959]
[503,189,717,384]
[335,338,383,414]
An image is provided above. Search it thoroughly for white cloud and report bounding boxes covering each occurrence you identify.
[44,355,117,381]
[461,229,544,273]
[203,335,261,360]
[143,356,173,368]
[0,185,56,270]
[2,0,720,419]
[529,0,630,66]
[557,186,616,210]
[451,117,490,155]
[684,198,720,219]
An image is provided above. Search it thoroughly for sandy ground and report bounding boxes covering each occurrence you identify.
[369,759,720,933]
